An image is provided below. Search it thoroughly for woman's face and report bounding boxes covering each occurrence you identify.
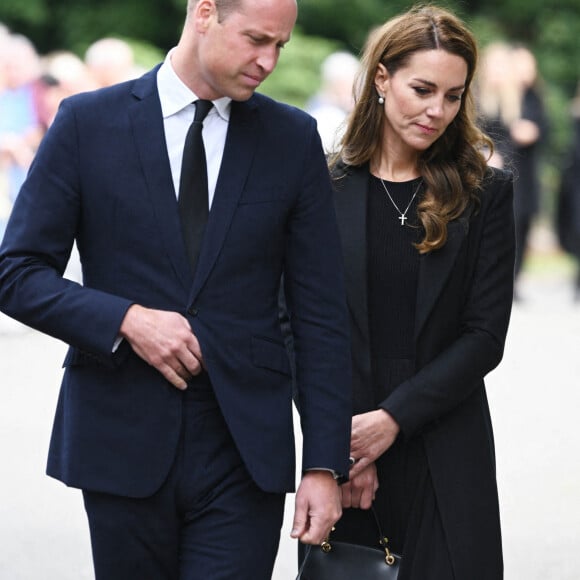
[375,49,468,155]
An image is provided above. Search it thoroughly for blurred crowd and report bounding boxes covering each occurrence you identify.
[0,24,144,239]
[474,42,580,301]
[1,22,580,300]
[476,42,550,299]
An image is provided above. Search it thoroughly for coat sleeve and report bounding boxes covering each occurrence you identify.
[282,121,352,478]
[382,171,515,436]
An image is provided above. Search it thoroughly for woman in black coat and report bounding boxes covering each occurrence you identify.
[327,6,515,579]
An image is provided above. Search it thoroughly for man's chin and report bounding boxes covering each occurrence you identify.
[230,87,258,102]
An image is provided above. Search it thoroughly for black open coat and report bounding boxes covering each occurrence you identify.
[333,163,515,579]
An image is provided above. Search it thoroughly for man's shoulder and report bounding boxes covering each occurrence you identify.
[251,92,313,124]
[63,66,159,111]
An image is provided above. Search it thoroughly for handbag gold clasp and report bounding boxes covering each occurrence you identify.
[380,536,396,566]
[320,526,336,553]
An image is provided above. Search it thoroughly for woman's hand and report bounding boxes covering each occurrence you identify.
[341,462,379,509]
[349,410,400,478]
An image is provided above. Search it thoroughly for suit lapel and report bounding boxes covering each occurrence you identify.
[129,67,192,292]
[334,165,370,344]
[415,212,470,338]
[190,98,259,298]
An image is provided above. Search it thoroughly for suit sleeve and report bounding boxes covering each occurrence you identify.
[382,172,515,436]
[283,120,352,479]
[0,99,133,360]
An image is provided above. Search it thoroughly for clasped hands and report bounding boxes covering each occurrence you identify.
[291,410,401,544]
[341,409,400,509]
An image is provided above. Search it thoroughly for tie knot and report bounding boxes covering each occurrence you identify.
[194,99,213,123]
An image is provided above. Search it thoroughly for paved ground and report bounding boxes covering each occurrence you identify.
[0,264,579,579]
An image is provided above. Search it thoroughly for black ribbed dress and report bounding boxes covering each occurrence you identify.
[331,175,455,578]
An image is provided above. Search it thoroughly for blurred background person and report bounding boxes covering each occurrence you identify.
[477,43,549,300]
[0,23,11,240]
[0,33,43,240]
[476,42,517,169]
[510,45,549,296]
[84,37,139,88]
[38,50,97,129]
[556,81,580,302]
[306,50,359,153]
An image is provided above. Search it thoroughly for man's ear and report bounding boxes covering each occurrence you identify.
[194,0,217,32]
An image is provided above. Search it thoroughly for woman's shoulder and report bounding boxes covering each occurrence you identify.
[483,165,513,186]
[330,158,350,179]
[330,159,368,182]
[469,166,514,222]
[479,166,513,200]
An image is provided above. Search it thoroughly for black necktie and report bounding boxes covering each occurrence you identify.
[178,99,213,274]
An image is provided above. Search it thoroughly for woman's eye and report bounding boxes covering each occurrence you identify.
[413,87,430,96]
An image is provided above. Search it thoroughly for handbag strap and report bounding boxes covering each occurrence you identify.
[295,505,397,579]
[370,505,384,537]
[369,506,397,565]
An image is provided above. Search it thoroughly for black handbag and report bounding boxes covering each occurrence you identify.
[296,507,401,579]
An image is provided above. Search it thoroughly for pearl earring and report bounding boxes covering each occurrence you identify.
[378,95,385,105]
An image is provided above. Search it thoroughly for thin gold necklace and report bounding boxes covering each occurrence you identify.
[378,177,423,226]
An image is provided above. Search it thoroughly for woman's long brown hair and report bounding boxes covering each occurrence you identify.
[331,4,493,253]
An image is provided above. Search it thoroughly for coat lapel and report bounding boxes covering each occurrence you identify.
[414,212,471,338]
[190,98,259,299]
[128,67,192,293]
[335,164,472,345]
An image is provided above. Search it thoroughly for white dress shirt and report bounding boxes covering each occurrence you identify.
[157,50,231,207]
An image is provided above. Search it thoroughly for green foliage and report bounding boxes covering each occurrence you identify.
[0,0,47,26]
[295,0,393,52]
[63,1,182,56]
[2,0,580,215]
[259,30,341,108]
[124,39,165,70]
[0,0,183,55]
[295,0,466,51]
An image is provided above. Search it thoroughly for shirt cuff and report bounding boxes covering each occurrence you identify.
[305,467,341,480]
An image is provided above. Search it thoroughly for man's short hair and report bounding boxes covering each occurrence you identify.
[188,0,241,21]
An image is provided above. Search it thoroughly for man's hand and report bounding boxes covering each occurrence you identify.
[119,304,203,389]
[341,462,379,509]
[349,410,400,478]
[290,470,341,545]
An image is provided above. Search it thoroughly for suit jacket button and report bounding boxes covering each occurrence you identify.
[188,307,198,316]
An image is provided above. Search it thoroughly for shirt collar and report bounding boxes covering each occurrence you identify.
[157,49,231,122]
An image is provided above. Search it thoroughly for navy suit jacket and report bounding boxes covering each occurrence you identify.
[0,66,352,497]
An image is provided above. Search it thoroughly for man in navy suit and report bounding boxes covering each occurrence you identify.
[0,0,352,578]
